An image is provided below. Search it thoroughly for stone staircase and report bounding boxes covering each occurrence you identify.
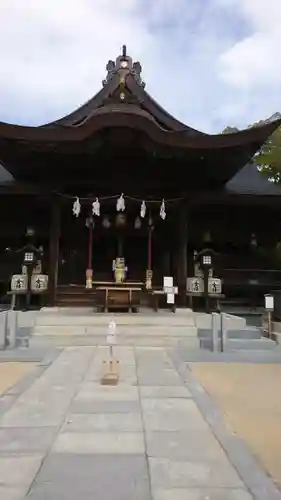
[197,313,281,352]
[11,308,281,353]
[30,308,199,348]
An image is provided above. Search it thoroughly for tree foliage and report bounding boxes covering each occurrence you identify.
[254,125,281,183]
[221,113,281,183]
[221,126,239,134]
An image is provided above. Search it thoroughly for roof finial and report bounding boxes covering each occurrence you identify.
[122,45,127,57]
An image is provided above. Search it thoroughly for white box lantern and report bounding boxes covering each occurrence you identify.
[163,276,173,289]
[11,274,28,293]
[187,277,204,294]
[208,278,222,295]
[31,274,48,293]
[265,294,274,311]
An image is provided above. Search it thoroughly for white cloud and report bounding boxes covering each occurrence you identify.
[218,0,281,89]
[0,0,154,119]
[0,0,280,132]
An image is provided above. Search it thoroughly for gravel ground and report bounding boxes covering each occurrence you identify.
[0,362,37,397]
[190,362,281,490]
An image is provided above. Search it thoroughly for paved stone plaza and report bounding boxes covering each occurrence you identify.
[0,346,281,500]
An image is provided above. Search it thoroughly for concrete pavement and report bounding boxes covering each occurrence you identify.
[0,346,280,499]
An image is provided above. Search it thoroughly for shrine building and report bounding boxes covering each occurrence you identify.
[0,46,281,310]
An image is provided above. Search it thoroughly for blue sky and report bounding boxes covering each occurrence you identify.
[0,0,280,133]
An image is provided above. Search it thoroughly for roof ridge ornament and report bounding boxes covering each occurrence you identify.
[102,45,145,88]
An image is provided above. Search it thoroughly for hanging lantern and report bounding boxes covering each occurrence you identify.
[116,193,125,212]
[73,197,81,217]
[92,198,100,217]
[116,213,126,227]
[102,216,111,228]
[85,216,95,228]
[140,200,146,218]
[26,227,35,237]
[251,233,257,248]
[160,199,166,220]
[134,216,141,229]
[148,215,153,228]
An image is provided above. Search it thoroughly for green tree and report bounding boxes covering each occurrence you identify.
[251,114,281,183]
[221,126,239,134]
[254,125,281,183]
[222,114,281,182]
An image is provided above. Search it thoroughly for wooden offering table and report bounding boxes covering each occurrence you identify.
[93,282,142,312]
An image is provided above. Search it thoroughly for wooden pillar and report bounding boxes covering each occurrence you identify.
[48,196,61,306]
[177,203,188,307]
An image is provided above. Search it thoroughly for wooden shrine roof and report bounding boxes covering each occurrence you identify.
[0,46,280,188]
[226,163,281,195]
[2,161,281,203]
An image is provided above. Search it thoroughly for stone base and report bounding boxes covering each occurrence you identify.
[101,372,119,386]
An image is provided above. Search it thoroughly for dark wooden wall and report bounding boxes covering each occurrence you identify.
[1,192,281,303]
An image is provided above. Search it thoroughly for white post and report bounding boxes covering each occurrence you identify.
[268,311,272,339]
[264,294,274,339]
[106,319,117,367]
[10,293,16,310]
[8,310,18,348]
[101,318,119,385]
[220,313,228,352]
[211,312,219,352]
[0,311,8,350]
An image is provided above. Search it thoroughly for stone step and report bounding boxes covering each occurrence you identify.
[227,328,261,339]
[195,313,246,330]
[29,334,200,348]
[34,311,195,327]
[200,336,279,352]
[198,327,262,340]
[226,338,279,351]
[32,325,197,337]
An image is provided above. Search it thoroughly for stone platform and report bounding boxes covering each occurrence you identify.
[29,308,252,349]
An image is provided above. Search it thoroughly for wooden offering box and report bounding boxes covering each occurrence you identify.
[93,282,142,312]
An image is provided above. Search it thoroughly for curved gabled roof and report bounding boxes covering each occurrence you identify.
[43,49,201,134]
[0,46,280,145]
[45,73,197,133]
[0,105,279,148]
[0,46,280,189]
